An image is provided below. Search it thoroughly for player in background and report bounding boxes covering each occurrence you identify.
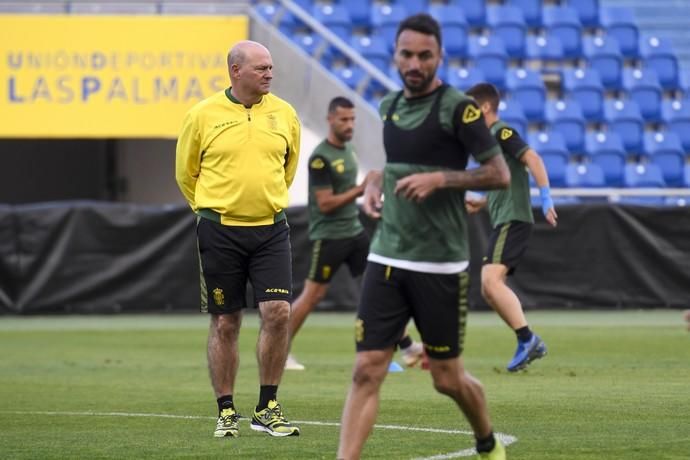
[465,82,557,372]
[286,96,424,371]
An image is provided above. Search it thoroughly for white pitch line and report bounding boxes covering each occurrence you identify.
[1,410,517,458]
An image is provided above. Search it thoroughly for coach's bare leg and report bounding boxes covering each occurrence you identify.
[428,356,492,438]
[289,280,329,341]
[481,263,527,330]
[208,312,242,397]
[258,300,291,384]
[337,348,395,460]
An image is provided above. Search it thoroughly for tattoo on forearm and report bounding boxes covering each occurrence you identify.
[442,165,505,190]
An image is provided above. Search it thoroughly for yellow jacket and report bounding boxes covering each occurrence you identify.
[175,88,301,226]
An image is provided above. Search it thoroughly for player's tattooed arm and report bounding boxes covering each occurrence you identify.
[441,154,510,190]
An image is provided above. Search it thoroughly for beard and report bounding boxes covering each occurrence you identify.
[400,67,437,95]
[334,130,353,143]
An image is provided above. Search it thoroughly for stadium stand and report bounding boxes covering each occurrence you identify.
[562,68,605,123]
[486,5,527,59]
[468,35,509,90]
[506,68,546,123]
[600,6,640,59]
[542,5,582,59]
[584,132,628,187]
[582,35,624,91]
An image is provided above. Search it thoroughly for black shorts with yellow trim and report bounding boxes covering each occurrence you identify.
[196,216,292,314]
[307,231,369,283]
[483,220,532,275]
[355,262,469,360]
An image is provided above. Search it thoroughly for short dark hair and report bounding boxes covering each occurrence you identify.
[465,83,500,113]
[328,96,354,113]
[395,13,442,50]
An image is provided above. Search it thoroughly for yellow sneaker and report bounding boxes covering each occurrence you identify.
[478,437,506,459]
[250,400,300,437]
[214,407,240,438]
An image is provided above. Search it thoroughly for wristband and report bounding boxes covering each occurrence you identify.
[539,186,553,217]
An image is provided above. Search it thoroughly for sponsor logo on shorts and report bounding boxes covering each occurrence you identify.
[265,288,289,294]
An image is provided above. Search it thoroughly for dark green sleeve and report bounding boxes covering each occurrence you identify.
[495,125,530,159]
[453,99,501,162]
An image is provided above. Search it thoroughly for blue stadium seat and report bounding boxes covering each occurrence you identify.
[582,36,624,91]
[468,36,509,91]
[585,131,627,186]
[640,35,680,92]
[542,6,583,59]
[292,33,330,61]
[507,0,543,28]
[566,163,606,187]
[562,68,605,123]
[624,163,666,187]
[661,99,690,152]
[312,4,351,40]
[643,131,685,186]
[351,35,390,72]
[600,7,639,59]
[429,6,469,59]
[448,0,486,28]
[619,163,666,206]
[545,99,586,153]
[604,100,644,154]
[370,4,408,49]
[685,164,690,187]
[291,0,313,10]
[393,0,428,14]
[487,6,527,59]
[446,67,485,92]
[564,0,599,28]
[622,68,663,122]
[498,100,528,137]
[506,68,546,122]
[334,65,366,91]
[528,131,569,158]
[525,34,565,66]
[342,0,372,28]
[256,3,299,30]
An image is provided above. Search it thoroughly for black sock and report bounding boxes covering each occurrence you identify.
[476,431,496,453]
[258,385,278,409]
[398,334,413,350]
[515,326,533,342]
[217,395,234,415]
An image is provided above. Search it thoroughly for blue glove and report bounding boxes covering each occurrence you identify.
[539,186,554,217]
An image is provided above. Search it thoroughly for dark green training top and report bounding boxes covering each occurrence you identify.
[307,140,363,240]
[370,84,501,267]
[486,121,534,226]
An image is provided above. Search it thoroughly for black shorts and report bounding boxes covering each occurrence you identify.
[355,262,469,360]
[307,231,369,283]
[196,217,292,314]
[484,221,532,275]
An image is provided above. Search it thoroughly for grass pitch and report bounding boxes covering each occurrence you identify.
[0,310,688,459]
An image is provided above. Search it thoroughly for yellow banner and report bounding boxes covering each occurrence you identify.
[0,15,248,138]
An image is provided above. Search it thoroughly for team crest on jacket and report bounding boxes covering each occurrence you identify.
[266,113,278,130]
